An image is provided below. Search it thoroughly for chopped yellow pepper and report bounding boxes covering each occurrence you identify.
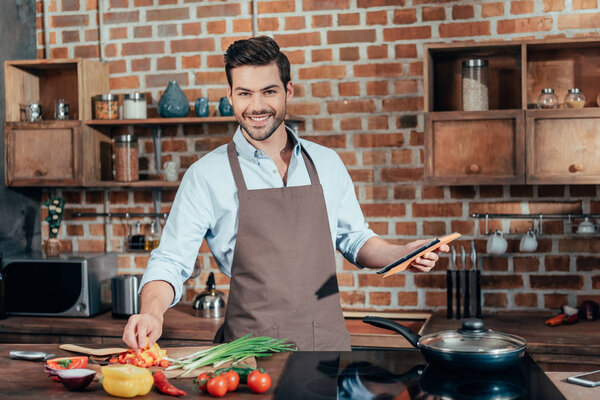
[101,364,153,398]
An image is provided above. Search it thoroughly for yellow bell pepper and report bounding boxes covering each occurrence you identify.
[101,364,153,398]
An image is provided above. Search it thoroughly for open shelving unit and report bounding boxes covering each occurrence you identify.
[424,38,600,185]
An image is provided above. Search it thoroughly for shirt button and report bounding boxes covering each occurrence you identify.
[273,169,278,174]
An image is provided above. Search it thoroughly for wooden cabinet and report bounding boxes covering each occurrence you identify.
[425,110,525,185]
[527,109,600,184]
[3,58,111,187]
[424,38,600,185]
[4,121,112,186]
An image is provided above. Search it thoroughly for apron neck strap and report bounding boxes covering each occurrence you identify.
[227,140,321,192]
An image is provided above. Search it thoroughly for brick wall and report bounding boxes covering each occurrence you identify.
[36,0,600,312]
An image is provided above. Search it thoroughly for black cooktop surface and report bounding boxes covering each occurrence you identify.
[273,350,566,400]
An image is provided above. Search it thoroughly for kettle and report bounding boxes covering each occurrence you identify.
[192,272,226,318]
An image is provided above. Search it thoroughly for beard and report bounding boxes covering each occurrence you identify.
[237,105,286,142]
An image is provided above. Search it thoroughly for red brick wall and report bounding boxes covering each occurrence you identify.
[36,0,600,312]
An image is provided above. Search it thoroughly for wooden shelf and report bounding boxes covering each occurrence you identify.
[84,114,305,126]
[85,180,180,188]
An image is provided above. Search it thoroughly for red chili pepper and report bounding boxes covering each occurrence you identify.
[152,370,187,397]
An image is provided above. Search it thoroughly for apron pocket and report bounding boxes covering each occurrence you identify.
[313,321,351,351]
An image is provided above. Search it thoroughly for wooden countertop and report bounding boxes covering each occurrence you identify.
[0,343,287,399]
[0,343,596,400]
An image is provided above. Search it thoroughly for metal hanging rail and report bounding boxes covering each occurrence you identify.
[74,212,169,219]
[470,213,600,236]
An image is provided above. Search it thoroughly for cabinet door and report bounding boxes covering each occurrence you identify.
[527,109,600,184]
[4,122,82,186]
[425,111,525,185]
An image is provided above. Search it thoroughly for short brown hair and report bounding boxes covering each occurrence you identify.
[224,36,291,90]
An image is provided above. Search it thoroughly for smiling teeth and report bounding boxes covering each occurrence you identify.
[249,115,269,121]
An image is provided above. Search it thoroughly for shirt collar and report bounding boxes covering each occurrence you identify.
[233,125,301,162]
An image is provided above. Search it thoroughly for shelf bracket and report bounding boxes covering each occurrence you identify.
[152,126,162,177]
[152,188,162,227]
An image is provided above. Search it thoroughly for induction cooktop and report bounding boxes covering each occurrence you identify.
[273,349,566,400]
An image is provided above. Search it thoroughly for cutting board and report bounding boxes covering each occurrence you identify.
[66,345,256,379]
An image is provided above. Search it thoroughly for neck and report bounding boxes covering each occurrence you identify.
[243,124,290,161]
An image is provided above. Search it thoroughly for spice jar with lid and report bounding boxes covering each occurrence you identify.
[94,94,119,119]
[113,134,139,182]
[537,88,559,109]
[564,88,586,109]
[123,92,147,119]
[462,59,489,111]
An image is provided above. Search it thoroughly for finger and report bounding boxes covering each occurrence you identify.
[412,257,435,269]
[147,329,161,348]
[436,244,450,253]
[422,251,439,262]
[135,320,151,349]
[122,316,139,349]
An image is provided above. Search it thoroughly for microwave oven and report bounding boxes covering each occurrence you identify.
[1,252,117,317]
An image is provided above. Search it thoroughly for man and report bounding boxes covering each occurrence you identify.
[123,36,448,351]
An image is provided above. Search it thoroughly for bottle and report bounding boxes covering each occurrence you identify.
[144,221,160,251]
[0,254,7,319]
[130,221,145,251]
[537,88,558,109]
[113,134,139,182]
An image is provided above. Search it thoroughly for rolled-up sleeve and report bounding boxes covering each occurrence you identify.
[139,164,213,306]
[334,159,378,267]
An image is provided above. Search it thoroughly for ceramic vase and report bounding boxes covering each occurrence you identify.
[195,97,210,117]
[158,81,190,118]
[219,97,233,116]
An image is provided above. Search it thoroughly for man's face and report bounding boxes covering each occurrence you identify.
[227,62,293,142]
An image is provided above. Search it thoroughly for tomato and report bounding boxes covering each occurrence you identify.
[247,369,271,394]
[224,370,240,392]
[206,375,228,397]
[196,372,212,392]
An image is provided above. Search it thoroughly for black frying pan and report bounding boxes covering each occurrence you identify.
[363,317,526,371]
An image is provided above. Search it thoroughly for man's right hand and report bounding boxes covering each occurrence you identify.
[122,312,163,350]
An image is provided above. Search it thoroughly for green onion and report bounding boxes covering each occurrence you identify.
[165,334,296,377]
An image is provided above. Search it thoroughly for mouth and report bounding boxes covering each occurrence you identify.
[245,113,273,126]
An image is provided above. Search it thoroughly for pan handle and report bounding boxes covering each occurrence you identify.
[362,316,421,348]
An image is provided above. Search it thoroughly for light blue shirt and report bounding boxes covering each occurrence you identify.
[141,126,377,305]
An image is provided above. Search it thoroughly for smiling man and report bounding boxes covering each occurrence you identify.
[122,36,448,352]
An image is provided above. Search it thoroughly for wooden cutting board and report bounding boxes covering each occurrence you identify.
[69,345,257,379]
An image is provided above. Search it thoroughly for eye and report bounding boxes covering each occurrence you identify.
[237,91,250,97]
[264,90,276,95]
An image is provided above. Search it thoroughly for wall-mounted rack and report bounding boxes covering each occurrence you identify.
[73,211,169,219]
[470,213,600,235]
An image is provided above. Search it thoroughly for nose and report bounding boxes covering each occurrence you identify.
[250,93,266,111]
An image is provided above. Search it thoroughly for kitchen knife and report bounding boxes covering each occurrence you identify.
[9,351,56,361]
[472,244,482,318]
[446,247,454,319]
[455,246,461,320]
[462,246,470,318]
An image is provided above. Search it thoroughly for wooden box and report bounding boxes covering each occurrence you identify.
[425,110,525,185]
[4,58,109,122]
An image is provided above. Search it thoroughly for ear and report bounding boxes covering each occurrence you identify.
[286,81,294,102]
[227,86,233,106]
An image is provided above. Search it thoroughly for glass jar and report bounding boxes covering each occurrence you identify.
[113,134,139,182]
[123,92,147,119]
[144,220,161,251]
[564,88,586,109]
[462,59,489,111]
[537,88,558,109]
[94,94,119,120]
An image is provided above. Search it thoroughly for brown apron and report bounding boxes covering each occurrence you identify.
[213,140,351,351]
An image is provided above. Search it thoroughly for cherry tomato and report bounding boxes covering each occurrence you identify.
[224,370,240,392]
[247,369,272,394]
[196,372,212,392]
[206,375,228,397]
